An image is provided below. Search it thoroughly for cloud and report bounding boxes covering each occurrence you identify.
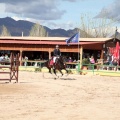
[0,0,83,29]
[95,0,120,21]
[63,0,85,2]
[12,15,75,30]
[62,0,77,2]
[44,21,75,30]
[0,3,5,13]
[0,0,66,20]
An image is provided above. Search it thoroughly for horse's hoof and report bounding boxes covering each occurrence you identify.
[66,74,68,77]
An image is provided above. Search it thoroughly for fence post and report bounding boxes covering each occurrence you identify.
[92,64,94,75]
[77,63,81,73]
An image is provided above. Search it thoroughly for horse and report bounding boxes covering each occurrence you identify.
[45,56,69,77]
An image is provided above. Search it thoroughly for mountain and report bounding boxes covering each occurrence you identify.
[0,17,34,36]
[0,17,91,37]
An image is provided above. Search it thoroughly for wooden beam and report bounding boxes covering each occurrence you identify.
[80,46,83,69]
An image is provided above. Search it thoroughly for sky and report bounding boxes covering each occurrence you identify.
[0,0,120,30]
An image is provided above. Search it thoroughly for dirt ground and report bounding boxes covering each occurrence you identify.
[0,71,120,120]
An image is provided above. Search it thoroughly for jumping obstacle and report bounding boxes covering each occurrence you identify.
[0,53,19,83]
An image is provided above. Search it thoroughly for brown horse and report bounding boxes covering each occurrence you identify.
[45,56,68,77]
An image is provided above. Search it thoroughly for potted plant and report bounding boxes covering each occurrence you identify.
[82,58,90,66]
[81,58,90,71]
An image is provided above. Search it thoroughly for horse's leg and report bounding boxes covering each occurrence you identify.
[53,68,57,76]
[58,69,63,77]
[49,68,52,74]
[64,68,69,76]
[53,68,59,78]
[48,67,57,79]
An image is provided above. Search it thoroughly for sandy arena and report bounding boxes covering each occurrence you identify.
[0,71,120,120]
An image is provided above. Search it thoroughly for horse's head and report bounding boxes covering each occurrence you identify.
[56,56,66,68]
[58,56,66,64]
[55,56,66,67]
[56,56,65,63]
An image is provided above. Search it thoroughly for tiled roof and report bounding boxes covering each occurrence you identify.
[0,36,113,42]
[0,39,104,45]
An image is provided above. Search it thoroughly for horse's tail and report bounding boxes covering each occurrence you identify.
[42,60,48,67]
[42,60,52,69]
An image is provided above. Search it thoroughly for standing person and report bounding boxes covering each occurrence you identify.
[24,56,28,66]
[53,45,61,64]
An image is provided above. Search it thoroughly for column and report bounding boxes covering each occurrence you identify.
[19,50,23,66]
[100,49,104,59]
[49,51,51,59]
[80,46,83,69]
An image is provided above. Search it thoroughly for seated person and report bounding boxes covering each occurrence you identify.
[68,57,73,68]
[73,57,77,62]
[112,58,118,66]
[89,56,95,64]
[0,54,5,61]
[106,53,113,65]
[103,58,109,65]
[68,57,73,62]
[5,54,9,60]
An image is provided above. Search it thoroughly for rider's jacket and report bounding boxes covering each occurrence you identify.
[53,49,61,56]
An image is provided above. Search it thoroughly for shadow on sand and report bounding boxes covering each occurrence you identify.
[59,77,76,80]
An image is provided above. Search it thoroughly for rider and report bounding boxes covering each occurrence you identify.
[53,45,61,68]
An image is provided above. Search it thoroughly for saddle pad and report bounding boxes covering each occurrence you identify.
[50,60,53,65]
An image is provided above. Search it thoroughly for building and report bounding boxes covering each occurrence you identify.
[0,36,119,65]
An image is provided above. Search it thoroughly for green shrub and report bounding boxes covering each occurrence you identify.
[35,67,42,72]
[82,58,90,65]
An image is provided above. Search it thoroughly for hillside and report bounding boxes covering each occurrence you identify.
[0,17,92,37]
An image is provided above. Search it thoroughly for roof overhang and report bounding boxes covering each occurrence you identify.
[0,40,104,45]
[0,36,113,42]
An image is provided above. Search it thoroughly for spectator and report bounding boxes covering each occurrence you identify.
[68,57,73,62]
[24,56,28,66]
[89,56,95,64]
[67,57,73,68]
[39,55,43,60]
[112,57,118,71]
[0,54,5,61]
[73,57,77,62]
[107,53,113,65]
[5,54,9,60]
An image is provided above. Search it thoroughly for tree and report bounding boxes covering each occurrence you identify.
[0,25,11,36]
[29,23,48,37]
[79,14,115,38]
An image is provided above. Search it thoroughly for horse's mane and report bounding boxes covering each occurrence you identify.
[55,56,66,68]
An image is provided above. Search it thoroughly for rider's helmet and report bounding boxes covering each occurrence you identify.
[56,45,59,48]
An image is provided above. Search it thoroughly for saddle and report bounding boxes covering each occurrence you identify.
[50,59,54,65]
[50,56,58,65]
[50,56,54,65]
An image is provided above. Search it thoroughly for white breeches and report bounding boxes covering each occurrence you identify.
[53,56,59,63]
[53,57,57,63]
